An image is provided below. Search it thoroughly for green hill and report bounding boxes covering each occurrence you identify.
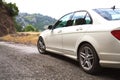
[16,13,57,31]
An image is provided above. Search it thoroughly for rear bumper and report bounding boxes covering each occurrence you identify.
[99,53,120,68]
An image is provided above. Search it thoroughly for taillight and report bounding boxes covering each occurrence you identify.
[111,30,120,40]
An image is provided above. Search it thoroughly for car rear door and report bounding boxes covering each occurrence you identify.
[62,11,93,56]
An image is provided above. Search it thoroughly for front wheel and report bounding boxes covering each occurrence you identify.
[78,43,101,74]
[37,37,46,54]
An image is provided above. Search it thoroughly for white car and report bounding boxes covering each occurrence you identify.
[37,8,120,74]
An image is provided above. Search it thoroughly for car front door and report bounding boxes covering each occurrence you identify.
[45,13,74,53]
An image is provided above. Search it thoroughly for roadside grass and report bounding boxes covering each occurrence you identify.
[0,32,40,45]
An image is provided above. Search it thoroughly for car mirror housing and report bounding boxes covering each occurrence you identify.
[48,25,53,30]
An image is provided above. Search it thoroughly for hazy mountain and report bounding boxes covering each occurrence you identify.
[16,13,57,31]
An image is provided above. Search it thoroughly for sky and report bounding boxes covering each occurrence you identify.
[5,0,120,19]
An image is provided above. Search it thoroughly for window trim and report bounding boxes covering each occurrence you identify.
[53,10,93,29]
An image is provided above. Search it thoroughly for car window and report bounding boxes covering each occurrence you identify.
[54,13,74,29]
[93,8,120,20]
[72,11,92,25]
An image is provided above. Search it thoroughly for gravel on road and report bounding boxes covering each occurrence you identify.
[0,41,120,80]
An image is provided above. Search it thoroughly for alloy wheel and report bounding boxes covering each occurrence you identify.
[80,46,94,70]
[37,38,46,54]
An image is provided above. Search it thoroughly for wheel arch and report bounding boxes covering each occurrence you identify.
[76,37,100,60]
[38,36,46,46]
[77,42,91,59]
[38,36,43,40]
[38,35,46,42]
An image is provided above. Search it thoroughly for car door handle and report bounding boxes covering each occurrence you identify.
[58,30,62,33]
[76,28,83,31]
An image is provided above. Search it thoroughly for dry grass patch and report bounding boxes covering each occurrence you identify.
[1,32,40,45]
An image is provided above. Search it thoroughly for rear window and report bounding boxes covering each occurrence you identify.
[93,8,120,20]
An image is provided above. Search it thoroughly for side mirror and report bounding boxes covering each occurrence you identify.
[48,25,53,30]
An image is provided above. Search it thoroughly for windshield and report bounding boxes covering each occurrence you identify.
[93,8,120,20]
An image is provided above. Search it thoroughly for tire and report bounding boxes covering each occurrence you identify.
[78,43,101,74]
[37,37,46,54]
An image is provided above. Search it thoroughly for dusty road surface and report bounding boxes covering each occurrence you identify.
[0,41,120,80]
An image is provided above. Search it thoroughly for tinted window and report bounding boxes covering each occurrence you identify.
[54,13,73,28]
[94,8,120,20]
[72,11,92,25]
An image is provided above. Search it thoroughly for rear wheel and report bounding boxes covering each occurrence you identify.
[78,43,101,74]
[37,37,46,54]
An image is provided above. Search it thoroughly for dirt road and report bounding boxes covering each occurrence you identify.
[0,41,120,80]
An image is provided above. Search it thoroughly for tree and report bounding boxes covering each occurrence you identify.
[0,0,3,5]
[5,2,19,17]
[23,25,37,32]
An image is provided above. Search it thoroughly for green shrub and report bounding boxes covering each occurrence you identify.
[15,22,23,32]
[23,25,38,32]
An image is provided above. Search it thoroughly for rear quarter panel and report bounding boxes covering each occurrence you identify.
[75,25,119,59]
